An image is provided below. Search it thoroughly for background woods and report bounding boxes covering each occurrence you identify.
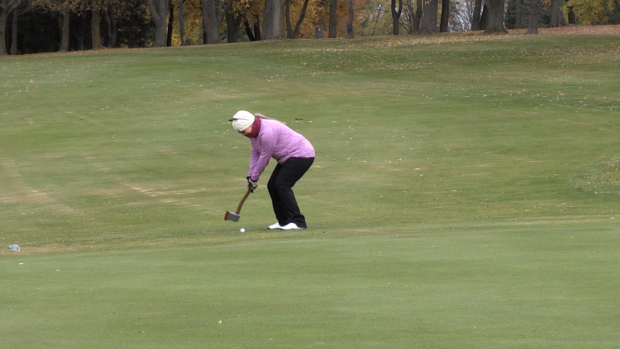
[1,0,619,54]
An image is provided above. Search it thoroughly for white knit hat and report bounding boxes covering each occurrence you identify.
[230,111,255,132]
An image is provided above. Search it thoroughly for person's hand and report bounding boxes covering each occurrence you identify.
[247,177,258,192]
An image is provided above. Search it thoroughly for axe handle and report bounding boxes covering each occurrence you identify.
[236,188,252,214]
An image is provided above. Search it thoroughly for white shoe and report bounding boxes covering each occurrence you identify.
[268,222,283,230]
[280,223,302,230]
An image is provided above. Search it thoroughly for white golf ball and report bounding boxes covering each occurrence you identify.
[240,228,246,233]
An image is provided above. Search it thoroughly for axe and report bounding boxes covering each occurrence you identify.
[224,188,252,222]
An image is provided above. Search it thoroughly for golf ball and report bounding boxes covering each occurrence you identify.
[240,228,245,233]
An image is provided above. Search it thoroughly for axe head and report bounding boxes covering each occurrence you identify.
[224,211,240,222]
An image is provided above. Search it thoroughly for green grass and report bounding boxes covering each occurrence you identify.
[1,31,620,348]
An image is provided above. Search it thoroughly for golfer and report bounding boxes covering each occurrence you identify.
[230,111,315,230]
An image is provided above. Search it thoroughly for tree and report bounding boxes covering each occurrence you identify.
[550,0,567,26]
[167,0,173,45]
[515,0,521,27]
[226,9,243,42]
[103,1,117,47]
[414,0,421,30]
[7,0,32,54]
[201,0,234,44]
[450,0,476,31]
[35,0,76,51]
[483,0,507,33]
[346,0,354,37]
[263,0,282,39]
[568,0,617,24]
[527,0,539,33]
[439,0,449,31]
[471,0,481,29]
[285,0,311,38]
[145,0,169,46]
[390,0,401,34]
[418,0,438,34]
[328,0,337,37]
[90,3,102,49]
[178,0,187,44]
[1,0,22,55]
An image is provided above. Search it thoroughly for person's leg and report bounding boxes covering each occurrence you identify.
[267,164,287,225]
[271,157,314,228]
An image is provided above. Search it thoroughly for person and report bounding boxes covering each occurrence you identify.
[230,110,315,230]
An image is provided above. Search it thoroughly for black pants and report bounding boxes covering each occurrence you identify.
[267,157,314,228]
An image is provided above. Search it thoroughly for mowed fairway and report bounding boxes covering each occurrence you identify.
[2,27,620,348]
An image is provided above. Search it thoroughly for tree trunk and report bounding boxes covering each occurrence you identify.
[146,0,169,47]
[418,0,438,34]
[91,8,102,49]
[10,9,17,54]
[615,0,619,24]
[104,4,118,48]
[414,0,422,32]
[294,0,310,38]
[346,0,354,38]
[201,0,219,44]
[59,5,70,51]
[285,0,291,37]
[515,0,521,28]
[439,0,449,32]
[263,0,282,40]
[483,0,507,33]
[0,8,7,56]
[226,11,242,42]
[527,0,539,34]
[167,1,174,46]
[179,0,187,45]
[471,0,482,30]
[567,6,575,24]
[285,0,310,38]
[328,0,337,37]
[479,4,489,29]
[391,0,402,35]
[244,18,257,41]
[550,0,566,27]
[405,0,414,33]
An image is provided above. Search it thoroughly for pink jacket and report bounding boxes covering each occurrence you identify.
[248,119,315,181]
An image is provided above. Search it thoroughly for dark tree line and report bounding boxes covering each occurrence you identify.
[2,0,619,56]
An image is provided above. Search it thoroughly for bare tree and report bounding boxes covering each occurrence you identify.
[285,0,310,38]
[328,0,337,37]
[166,0,173,45]
[450,0,475,31]
[0,0,22,55]
[263,0,282,39]
[391,0,402,34]
[346,0,353,38]
[178,0,187,45]
[91,6,102,49]
[515,0,521,27]
[483,0,506,33]
[549,0,567,27]
[418,0,438,34]
[471,0,481,30]
[226,10,243,42]
[527,0,539,34]
[201,0,234,44]
[439,0,449,31]
[413,0,421,31]
[145,0,169,47]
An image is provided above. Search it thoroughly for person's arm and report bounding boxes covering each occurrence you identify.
[248,127,276,181]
